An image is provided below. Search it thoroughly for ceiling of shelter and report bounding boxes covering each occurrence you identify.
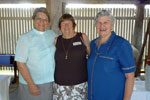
[0,0,46,4]
[63,0,150,4]
[0,0,149,4]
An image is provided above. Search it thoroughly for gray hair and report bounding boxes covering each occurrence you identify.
[32,7,50,22]
[94,10,115,25]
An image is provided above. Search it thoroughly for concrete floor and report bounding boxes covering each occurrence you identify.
[8,75,145,100]
[9,78,18,100]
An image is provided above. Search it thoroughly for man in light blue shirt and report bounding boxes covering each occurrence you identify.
[15,7,57,100]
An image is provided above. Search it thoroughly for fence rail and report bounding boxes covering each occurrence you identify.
[65,4,150,72]
[0,4,150,73]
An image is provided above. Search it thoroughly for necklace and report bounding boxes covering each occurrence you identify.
[61,36,74,60]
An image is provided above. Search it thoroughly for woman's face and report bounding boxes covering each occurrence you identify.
[33,12,49,32]
[96,16,113,38]
[60,20,74,34]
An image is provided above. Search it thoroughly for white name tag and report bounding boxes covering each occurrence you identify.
[73,41,82,46]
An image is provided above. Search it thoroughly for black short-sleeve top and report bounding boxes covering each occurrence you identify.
[54,33,88,85]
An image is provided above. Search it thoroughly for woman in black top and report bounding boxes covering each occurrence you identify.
[53,14,90,100]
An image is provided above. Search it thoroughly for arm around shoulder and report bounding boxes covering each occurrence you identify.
[54,37,58,45]
[82,33,90,55]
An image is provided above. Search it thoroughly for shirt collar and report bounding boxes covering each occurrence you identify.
[95,31,116,45]
[33,28,45,35]
[107,31,116,44]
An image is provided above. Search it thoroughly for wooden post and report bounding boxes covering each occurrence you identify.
[46,0,62,34]
[148,24,150,59]
[46,0,51,29]
[135,19,150,77]
[133,4,144,51]
[133,4,144,77]
[62,2,67,15]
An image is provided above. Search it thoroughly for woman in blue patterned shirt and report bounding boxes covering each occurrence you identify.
[87,10,136,100]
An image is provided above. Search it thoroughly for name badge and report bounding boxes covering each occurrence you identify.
[73,41,82,46]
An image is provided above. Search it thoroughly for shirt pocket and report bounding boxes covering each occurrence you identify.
[98,55,118,72]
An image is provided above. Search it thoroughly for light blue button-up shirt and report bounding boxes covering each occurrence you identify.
[15,28,57,84]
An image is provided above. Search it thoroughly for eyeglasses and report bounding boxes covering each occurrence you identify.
[35,17,48,22]
[61,22,73,26]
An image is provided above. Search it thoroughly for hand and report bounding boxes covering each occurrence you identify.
[123,99,130,100]
[29,84,40,96]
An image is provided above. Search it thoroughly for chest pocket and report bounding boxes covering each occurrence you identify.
[98,55,119,72]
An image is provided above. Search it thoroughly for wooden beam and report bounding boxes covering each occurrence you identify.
[62,2,67,14]
[135,19,150,77]
[46,0,51,28]
[61,0,141,4]
[148,19,150,59]
[133,4,145,51]
[0,0,45,4]
[46,0,62,34]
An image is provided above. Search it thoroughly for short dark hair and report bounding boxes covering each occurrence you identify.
[32,7,50,22]
[58,14,76,29]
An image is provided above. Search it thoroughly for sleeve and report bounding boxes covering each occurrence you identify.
[118,40,136,73]
[48,30,58,38]
[15,35,29,63]
[47,30,58,44]
[52,30,59,38]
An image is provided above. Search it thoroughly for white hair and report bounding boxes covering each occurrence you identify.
[94,10,115,25]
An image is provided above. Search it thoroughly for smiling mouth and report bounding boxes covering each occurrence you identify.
[38,25,45,27]
[64,29,70,31]
[100,29,106,31]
